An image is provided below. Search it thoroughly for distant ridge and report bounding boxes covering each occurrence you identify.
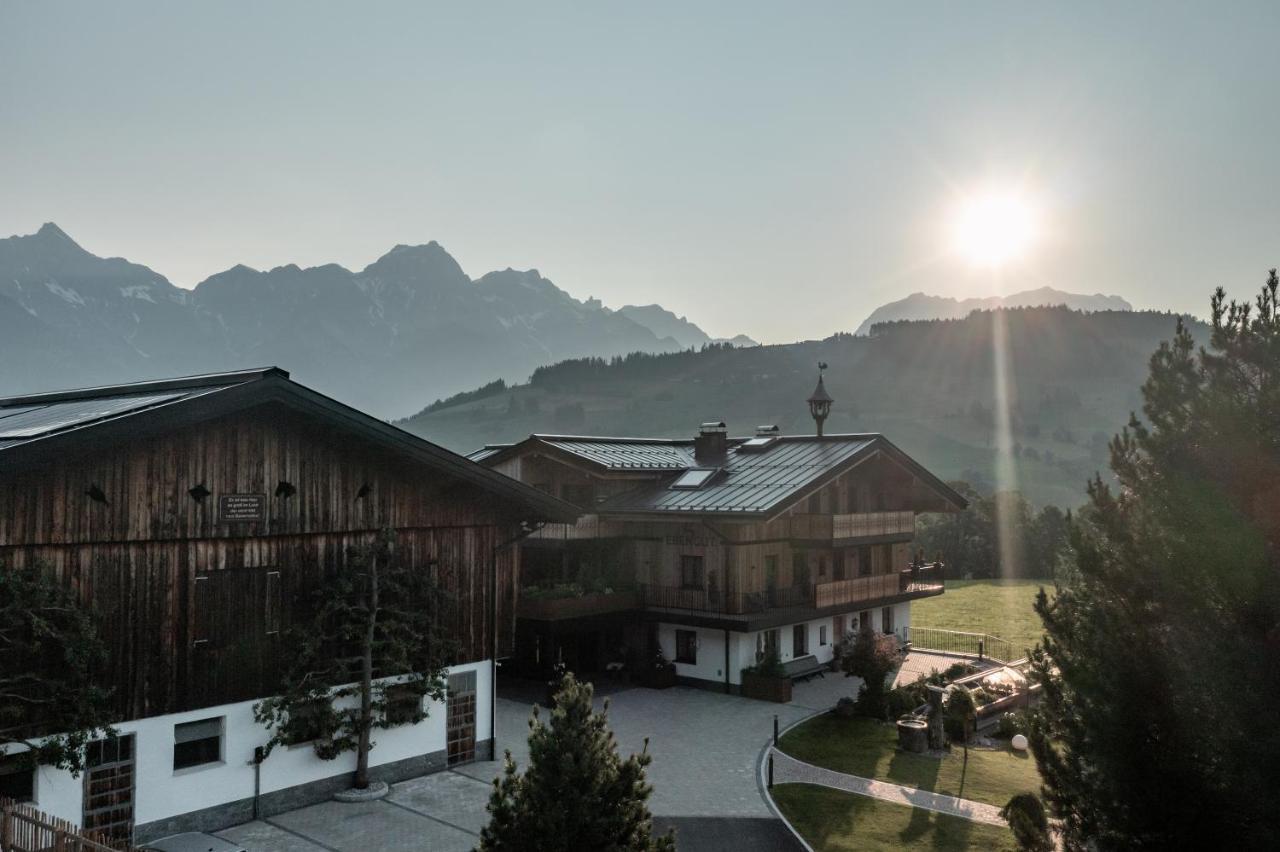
[854,286,1132,336]
[0,223,752,417]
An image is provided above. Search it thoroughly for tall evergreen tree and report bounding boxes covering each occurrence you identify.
[255,529,454,789]
[0,561,116,774]
[1028,273,1280,849]
[479,673,675,851]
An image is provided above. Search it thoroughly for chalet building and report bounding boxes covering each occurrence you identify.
[0,368,575,842]
[471,375,966,692]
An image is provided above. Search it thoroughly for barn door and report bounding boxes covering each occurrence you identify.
[82,733,135,841]
[446,671,477,766]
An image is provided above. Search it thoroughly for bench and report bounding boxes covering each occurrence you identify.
[781,654,827,683]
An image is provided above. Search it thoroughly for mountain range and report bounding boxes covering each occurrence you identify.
[853,287,1133,336]
[0,224,751,416]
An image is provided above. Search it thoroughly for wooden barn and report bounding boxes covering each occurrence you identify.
[0,367,575,842]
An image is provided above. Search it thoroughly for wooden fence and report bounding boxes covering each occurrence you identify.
[1,798,137,852]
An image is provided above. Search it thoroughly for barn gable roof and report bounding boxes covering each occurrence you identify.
[0,367,578,522]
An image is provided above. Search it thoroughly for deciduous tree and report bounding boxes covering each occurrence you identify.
[0,562,115,775]
[254,529,453,790]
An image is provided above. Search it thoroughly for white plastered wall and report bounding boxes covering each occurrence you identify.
[16,660,491,828]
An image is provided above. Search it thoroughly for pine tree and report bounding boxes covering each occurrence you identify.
[479,673,675,851]
[254,529,454,789]
[1028,273,1280,849]
[0,561,116,774]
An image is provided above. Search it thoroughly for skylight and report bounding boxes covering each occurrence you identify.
[739,436,777,452]
[671,468,717,490]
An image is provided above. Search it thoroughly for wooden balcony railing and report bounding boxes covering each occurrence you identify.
[787,510,915,540]
[639,564,943,618]
[526,515,625,541]
[516,590,640,621]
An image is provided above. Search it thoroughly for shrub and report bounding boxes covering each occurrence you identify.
[743,647,784,679]
[885,676,930,719]
[945,687,977,743]
[834,696,857,719]
[943,662,978,681]
[838,629,899,718]
[994,710,1030,740]
[1000,793,1053,852]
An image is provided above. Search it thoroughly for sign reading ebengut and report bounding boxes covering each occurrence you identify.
[218,493,266,523]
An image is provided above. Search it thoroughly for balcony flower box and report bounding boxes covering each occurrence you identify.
[741,671,792,703]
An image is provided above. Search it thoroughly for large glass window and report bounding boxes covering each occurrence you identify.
[173,717,222,771]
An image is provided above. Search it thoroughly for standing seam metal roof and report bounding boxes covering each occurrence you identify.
[597,436,876,514]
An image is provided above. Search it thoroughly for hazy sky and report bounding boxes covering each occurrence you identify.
[3,2,1277,343]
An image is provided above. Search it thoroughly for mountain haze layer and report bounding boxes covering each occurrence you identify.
[854,287,1133,336]
[0,224,744,416]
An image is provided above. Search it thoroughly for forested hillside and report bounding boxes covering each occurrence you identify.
[401,307,1206,508]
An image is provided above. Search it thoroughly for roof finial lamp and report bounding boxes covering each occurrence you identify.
[808,361,833,438]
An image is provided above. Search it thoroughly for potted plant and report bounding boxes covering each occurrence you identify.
[638,646,677,689]
[741,648,792,703]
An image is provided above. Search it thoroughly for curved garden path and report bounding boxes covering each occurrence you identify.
[769,749,1006,826]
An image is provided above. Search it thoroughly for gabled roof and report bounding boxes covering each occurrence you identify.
[0,368,578,522]
[473,432,967,519]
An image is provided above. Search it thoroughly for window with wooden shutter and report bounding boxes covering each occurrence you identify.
[192,566,284,648]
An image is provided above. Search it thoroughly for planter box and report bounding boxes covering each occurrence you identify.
[639,667,677,689]
[741,671,793,703]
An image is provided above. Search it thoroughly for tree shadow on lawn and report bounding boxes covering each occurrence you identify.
[899,804,979,852]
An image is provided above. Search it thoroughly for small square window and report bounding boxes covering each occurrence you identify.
[0,755,34,802]
[174,717,222,771]
[675,630,697,665]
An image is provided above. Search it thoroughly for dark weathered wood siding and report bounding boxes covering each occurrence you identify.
[0,403,523,722]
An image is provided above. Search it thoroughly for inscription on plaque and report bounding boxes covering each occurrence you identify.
[218,494,266,523]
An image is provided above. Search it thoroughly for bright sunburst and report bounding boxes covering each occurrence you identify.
[949,189,1039,269]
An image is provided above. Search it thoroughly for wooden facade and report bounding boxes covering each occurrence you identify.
[0,401,538,723]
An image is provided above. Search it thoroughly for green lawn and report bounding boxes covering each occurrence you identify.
[778,714,1041,808]
[772,783,1018,852]
[912,578,1047,656]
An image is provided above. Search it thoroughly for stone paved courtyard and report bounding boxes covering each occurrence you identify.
[214,676,857,851]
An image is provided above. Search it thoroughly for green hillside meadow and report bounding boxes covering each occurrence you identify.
[401,307,1204,508]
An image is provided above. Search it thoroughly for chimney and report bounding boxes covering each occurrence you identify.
[694,421,728,463]
[756,424,780,437]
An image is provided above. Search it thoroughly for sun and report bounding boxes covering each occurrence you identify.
[949,189,1039,269]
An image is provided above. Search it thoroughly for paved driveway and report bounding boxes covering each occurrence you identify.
[216,674,857,851]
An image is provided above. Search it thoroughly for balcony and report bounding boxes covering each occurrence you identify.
[638,564,943,620]
[516,589,640,621]
[815,563,943,608]
[525,514,625,542]
[786,510,916,541]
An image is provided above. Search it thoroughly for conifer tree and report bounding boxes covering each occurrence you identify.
[1028,273,1280,849]
[479,673,675,851]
